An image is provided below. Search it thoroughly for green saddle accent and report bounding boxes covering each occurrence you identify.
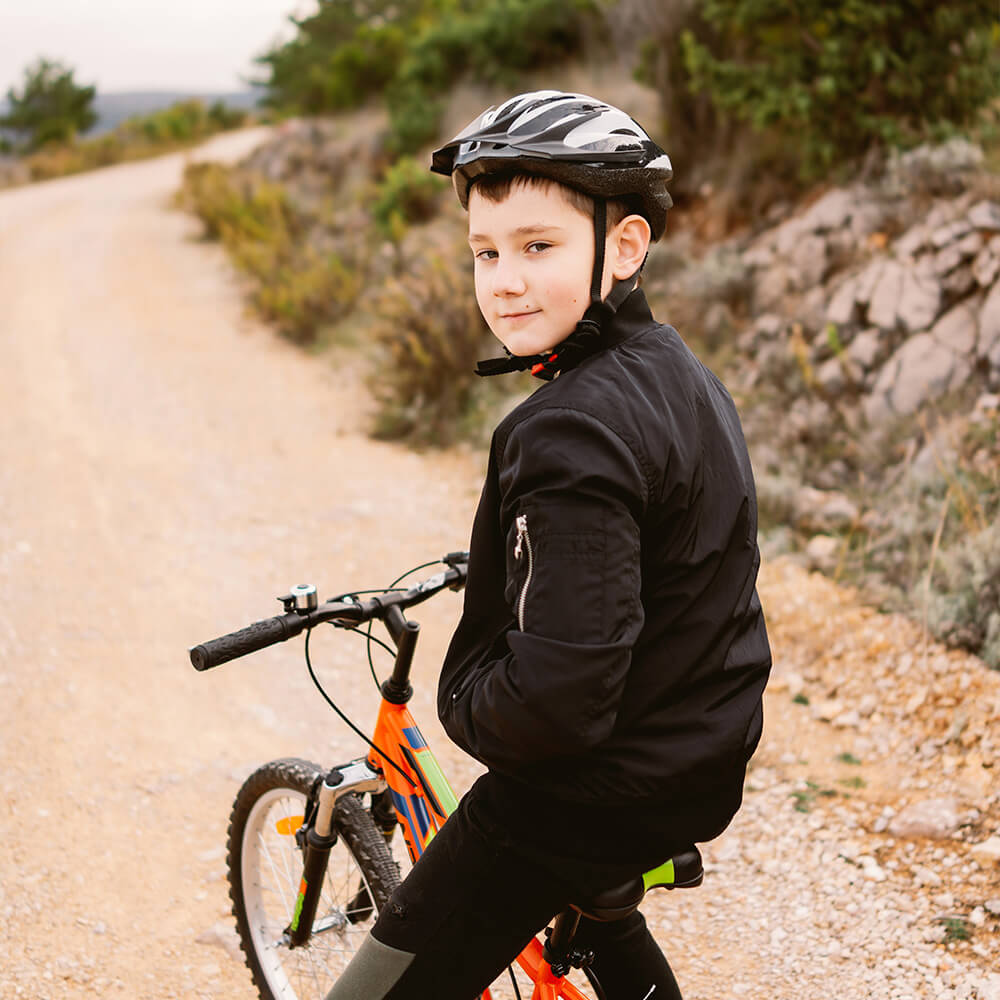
[642,846,704,891]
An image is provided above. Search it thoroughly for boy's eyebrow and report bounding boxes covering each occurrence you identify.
[468,223,567,243]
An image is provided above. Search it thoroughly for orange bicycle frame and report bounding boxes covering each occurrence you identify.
[366,696,591,999]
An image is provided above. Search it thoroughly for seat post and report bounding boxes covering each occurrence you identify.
[543,908,582,968]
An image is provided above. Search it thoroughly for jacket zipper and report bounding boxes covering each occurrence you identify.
[514,514,533,631]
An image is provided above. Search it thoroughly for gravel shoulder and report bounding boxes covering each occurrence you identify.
[0,132,997,1000]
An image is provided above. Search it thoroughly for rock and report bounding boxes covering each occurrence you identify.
[985,898,1000,916]
[865,331,972,422]
[933,243,965,276]
[894,224,929,260]
[971,835,1000,866]
[968,200,1000,230]
[930,300,979,355]
[972,245,999,287]
[978,280,1000,363]
[827,277,860,326]
[970,906,987,927]
[800,188,856,231]
[774,217,809,257]
[832,709,861,729]
[805,534,840,571]
[887,797,962,839]
[196,921,243,962]
[886,138,984,196]
[847,328,883,370]
[911,864,943,887]
[931,218,974,248]
[942,264,976,298]
[754,265,793,312]
[794,487,859,530]
[790,234,828,289]
[975,974,1000,1000]
[868,260,906,330]
[815,357,847,395]
[897,266,942,333]
[811,697,844,722]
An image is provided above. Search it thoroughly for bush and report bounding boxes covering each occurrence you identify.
[372,156,446,240]
[258,0,598,155]
[681,0,1000,179]
[367,249,495,446]
[929,522,1000,669]
[176,161,361,344]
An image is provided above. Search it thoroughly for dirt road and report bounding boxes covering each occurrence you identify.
[1,132,998,1000]
[0,130,485,998]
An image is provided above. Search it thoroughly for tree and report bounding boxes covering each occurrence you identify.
[1,58,97,152]
[681,0,1000,178]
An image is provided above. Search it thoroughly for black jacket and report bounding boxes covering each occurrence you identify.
[438,289,771,805]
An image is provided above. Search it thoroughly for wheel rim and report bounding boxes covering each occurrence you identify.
[241,787,380,999]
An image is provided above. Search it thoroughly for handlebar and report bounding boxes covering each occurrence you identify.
[189,554,468,672]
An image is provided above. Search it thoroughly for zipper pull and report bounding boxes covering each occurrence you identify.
[514,514,527,559]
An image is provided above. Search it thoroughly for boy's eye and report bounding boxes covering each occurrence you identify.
[474,248,498,261]
[527,242,552,254]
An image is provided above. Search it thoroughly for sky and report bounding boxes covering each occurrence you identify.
[0,0,313,96]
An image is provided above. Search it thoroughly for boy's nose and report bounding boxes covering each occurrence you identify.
[491,260,527,297]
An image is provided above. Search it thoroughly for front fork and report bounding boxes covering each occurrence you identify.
[287,759,385,948]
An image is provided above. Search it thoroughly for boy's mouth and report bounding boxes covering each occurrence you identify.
[499,310,541,321]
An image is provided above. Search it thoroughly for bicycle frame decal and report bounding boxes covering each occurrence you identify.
[368,699,459,862]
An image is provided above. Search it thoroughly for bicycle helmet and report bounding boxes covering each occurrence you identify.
[430,91,673,379]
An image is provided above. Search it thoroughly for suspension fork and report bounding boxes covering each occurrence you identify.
[286,760,384,948]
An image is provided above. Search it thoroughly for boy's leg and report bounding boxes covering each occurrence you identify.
[325,781,570,1000]
[574,910,683,1000]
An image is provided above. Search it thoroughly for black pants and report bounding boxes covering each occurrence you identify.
[332,770,744,1000]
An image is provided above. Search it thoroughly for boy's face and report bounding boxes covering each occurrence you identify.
[468,181,604,357]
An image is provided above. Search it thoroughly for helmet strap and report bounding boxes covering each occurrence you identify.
[589,197,607,306]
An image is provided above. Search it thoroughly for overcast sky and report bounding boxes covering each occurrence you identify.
[1,0,312,96]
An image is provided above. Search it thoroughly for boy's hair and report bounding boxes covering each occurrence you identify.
[469,171,644,233]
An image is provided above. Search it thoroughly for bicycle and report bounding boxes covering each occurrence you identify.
[190,552,704,1000]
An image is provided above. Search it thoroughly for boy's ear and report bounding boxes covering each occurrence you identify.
[610,214,652,280]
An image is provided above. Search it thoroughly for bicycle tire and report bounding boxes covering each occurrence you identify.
[227,757,400,1000]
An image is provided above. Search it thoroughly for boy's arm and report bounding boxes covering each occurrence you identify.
[442,407,647,767]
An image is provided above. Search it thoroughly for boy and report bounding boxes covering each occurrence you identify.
[327,90,771,1000]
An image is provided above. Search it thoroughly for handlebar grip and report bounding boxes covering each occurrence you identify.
[189,614,304,671]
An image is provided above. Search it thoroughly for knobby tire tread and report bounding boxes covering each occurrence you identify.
[227,757,401,1000]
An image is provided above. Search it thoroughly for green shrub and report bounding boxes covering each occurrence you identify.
[258,0,598,155]
[372,156,446,240]
[368,250,494,446]
[681,1,1000,179]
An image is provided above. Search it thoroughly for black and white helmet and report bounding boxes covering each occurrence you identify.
[431,90,673,239]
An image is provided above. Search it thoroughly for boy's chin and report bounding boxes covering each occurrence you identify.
[494,331,570,358]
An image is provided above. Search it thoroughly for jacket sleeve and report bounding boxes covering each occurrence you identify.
[441,407,647,768]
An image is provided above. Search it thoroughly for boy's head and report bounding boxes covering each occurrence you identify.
[431,91,672,362]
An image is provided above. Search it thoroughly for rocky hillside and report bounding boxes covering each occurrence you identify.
[642,138,1000,668]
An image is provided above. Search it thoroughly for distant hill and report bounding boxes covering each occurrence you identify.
[0,89,263,140]
[88,90,263,134]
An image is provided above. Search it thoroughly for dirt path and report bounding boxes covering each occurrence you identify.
[1,132,998,1000]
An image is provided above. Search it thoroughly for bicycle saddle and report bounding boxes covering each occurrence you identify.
[571,846,704,922]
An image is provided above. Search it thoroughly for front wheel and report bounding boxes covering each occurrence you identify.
[227,758,400,1000]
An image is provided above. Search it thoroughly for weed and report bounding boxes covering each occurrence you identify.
[837,776,867,789]
[836,752,862,765]
[940,917,971,942]
[793,693,810,706]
